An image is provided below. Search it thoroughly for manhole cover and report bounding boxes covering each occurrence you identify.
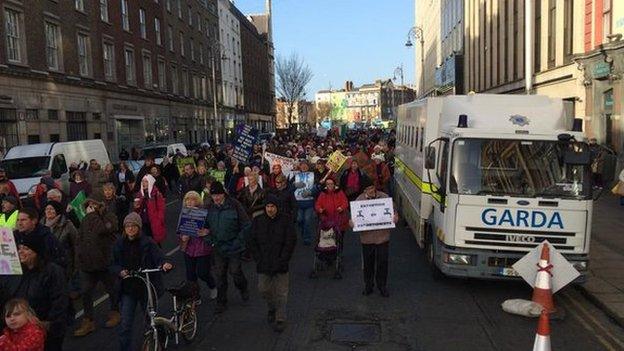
[330,322,381,344]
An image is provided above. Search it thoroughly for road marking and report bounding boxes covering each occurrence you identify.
[561,293,624,349]
[74,199,180,320]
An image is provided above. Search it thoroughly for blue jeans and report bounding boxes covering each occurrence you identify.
[184,254,216,289]
[119,294,146,351]
[297,206,316,244]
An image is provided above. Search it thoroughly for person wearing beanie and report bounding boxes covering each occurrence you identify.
[111,212,172,351]
[350,180,398,298]
[0,196,19,229]
[134,175,166,245]
[0,229,69,351]
[248,193,296,333]
[14,207,67,269]
[203,181,251,314]
[42,200,78,292]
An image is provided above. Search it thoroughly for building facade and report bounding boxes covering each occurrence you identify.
[275,99,313,130]
[414,0,441,97]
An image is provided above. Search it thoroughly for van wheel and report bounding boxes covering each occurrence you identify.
[425,228,445,280]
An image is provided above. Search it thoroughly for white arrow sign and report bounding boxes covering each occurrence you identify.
[512,240,580,294]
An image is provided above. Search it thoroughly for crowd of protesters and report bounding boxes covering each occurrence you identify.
[0,127,398,350]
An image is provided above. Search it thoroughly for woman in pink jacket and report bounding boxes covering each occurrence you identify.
[134,175,166,245]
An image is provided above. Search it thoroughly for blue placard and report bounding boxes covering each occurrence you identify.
[177,207,208,237]
[232,125,258,163]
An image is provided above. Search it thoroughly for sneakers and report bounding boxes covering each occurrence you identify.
[104,311,121,328]
[240,289,250,301]
[73,318,96,337]
[209,288,218,300]
[267,309,276,324]
[273,321,286,333]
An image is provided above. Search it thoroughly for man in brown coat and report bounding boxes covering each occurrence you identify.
[351,178,398,297]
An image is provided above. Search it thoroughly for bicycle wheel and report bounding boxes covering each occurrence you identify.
[180,306,198,342]
[142,330,165,351]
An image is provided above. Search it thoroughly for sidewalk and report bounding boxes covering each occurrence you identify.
[577,193,624,326]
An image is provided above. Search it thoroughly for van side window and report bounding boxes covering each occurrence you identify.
[51,154,68,178]
[419,127,425,152]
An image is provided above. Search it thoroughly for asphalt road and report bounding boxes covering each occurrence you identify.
[64,194,624,351]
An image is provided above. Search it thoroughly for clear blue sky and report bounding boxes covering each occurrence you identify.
[236,0,415,99]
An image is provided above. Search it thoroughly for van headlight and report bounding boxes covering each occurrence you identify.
[443,253,473,265]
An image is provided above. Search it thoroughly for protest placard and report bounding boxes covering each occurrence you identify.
[210,169,227,185]
[232,125,258,163]
[0,227,22,275]
[349,198,395,232]
[177,207,208,237]
[70,191,87,222]
[293,172,315,201]
[327,151,348,173]
[176,157,197,176]
[316,127,329,138]
[264,152,298,177]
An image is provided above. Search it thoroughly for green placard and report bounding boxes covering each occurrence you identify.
[70,191,87,222]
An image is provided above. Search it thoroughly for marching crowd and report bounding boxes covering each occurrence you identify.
[0,128,398,351]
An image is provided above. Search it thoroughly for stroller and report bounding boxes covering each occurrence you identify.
[309,214,344,279]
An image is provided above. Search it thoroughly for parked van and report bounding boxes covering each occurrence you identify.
[126,143,188,174]
[0,140,110,197]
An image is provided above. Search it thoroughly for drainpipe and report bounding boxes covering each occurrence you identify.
[525,0,533,94]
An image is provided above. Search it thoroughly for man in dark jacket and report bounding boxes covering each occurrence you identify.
[269,174,297,222]
[203,181,251,313]
[14,207,67,269]
[248,194,296,332]
[179,163,203,195]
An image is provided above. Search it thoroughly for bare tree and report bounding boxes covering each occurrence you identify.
[312,102,332,127]
[276,53,313,131]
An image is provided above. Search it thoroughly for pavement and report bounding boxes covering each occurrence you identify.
[63,191,624,350]
[576,193,624,327]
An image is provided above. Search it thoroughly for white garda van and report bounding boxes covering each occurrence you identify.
[0,139,110,197]
[127,143,188,173]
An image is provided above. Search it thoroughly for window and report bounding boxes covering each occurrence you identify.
[199,44,203,64]
[52,154,67,176]
[45,22,61,70]
[4,9,23,63]
[155,18,162,46]
[188,6,192,26]
[66,111,87,141]
[124,48,135,85]
[177,0,183,19]
[26,109,38,121]
[92,112,101,120]
[158,59,166,90]
[190,39,195,61]
[171,65,178,94]
[94,133,101,139]
[179,31,185,56]
[139,9,147,39]
[563,0,573,61]
[167,25,174,51]
[48,110,58,120]
[197,13,201,32]
[121,0,130,31]
[603,0,612,43]
[182,68,189,96]
[103,42,115,81]
[77,33,91,76]
[143,54,152,88]
[28,135,40,144]
[75,0,84,12]
[548,0,556,67]
[100,0,109,21]
[49,134,60,142]
[166,0,171,12]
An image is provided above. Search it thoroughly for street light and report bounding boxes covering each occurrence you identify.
[393,64,404,86]
[406,26,424,98]
[207,39,228,145]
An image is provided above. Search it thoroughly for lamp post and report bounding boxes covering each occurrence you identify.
[405,26,424,98]
[208,39,227,145]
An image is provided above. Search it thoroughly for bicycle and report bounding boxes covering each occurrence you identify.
[124,268,199,351]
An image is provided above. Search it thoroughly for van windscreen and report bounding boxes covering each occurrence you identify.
[0,157,51,179]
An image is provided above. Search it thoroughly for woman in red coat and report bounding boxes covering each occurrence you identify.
[315,177,349,232]
[134,174,166,245]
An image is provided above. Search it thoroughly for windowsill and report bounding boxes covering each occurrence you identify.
[7,61,29,68]
[101,20,112,25]
[123,29,132,34]
[75,9,87,15]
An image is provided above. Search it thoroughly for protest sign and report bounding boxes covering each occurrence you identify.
[264,152,298,177]
[316,127,329,138]
[293,172,315,201]
[176,157,197,176]
[232,125,258,163]
[0,227,22,275]
[349,198,395,232]
[327,151,348,173]
[177,207,208,237]
[210,169,227,185]
[70,191,87,222]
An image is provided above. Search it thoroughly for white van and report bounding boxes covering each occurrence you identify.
[0,140,110,197]
[127,143,188,174]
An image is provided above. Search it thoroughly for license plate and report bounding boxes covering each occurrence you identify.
[500,267,519,277]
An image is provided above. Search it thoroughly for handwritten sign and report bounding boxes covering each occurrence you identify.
[177,207,208,237]
[233,125,258,163]
[349,198,395,232]
[327,151,348,173]
[0,227,22,275]
[264,152,298,177]
[293,172,315,201]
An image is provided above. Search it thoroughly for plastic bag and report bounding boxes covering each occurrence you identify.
[501,299,543,318]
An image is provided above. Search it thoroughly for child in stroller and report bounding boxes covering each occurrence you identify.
[309,214,344,279]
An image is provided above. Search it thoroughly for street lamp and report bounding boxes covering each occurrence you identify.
[393,64,404,86]
[406,26,424,98]
[207,39,228,145]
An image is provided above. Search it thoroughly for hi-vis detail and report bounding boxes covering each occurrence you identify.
[392,94,613,281]
[481,208,564,229]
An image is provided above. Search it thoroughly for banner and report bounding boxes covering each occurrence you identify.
[327,151,348,173]
[232,125,258,163]
[293,172,315,201]
[264,152,298,177]
[0,227,22,275]
[176,157,197,176]
[177,207,208,237]
[70,191,87,222]
[349,197,395,232]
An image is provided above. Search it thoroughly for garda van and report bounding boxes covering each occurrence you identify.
[394,94,615,281]
[126,143,188,174]
[0,139,110,197]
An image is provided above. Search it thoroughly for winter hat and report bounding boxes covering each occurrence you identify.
[141,174,156,198]
[123,212,142,229]
[45,200,63,217]
[40,176,55,189]
[210,181,226,195]
[265,194,279,207]
[2,195,18,207]
[19,234,46,258]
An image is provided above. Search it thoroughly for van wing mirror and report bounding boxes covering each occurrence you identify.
[425,146,436,169]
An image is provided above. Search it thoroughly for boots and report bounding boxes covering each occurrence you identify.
[73,318,96,337]
[105,311,121,328]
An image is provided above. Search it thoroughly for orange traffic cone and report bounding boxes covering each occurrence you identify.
[533,310,552,351]
[532,243,555,313]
